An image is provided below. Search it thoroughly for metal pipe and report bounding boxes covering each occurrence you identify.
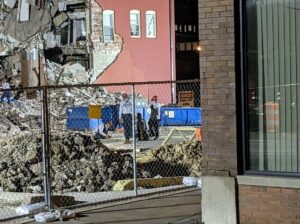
[169,0,175,104]
[41,87,51,209]
[131,84,137,196]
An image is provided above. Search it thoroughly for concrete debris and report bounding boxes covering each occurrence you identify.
[17,0,30,22]
[47,60,90,84]
[58,2,67,12]
[53,12,69,27]
[0,34,19,56]
[15,202,46,215]
[34,209,76,222]
[4,0,17,8]
[43,32,59,49]
[0,132,134,193]
[0,57,146,136]
[140,141,202,177]
[182,176,200,187]
[0,131,202,193]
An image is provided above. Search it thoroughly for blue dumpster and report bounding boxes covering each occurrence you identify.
[66,118,102,130]
[187,108,202,126]
[160,107,202,126]
[66,107,89,118]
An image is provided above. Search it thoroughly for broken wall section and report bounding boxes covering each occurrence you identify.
[89,0,123,83]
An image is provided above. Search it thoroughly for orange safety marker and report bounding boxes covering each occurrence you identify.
[195,127,202,141]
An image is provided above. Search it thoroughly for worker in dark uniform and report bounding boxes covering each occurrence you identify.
[137,112,149,141]
[148,96,160,140]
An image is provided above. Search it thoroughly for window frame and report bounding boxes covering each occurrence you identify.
[236,0,300,177]
[130,10,141,38]
[103,10,115,42]
[145,10,157,38]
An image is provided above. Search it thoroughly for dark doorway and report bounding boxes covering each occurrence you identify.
[175,0,199,81]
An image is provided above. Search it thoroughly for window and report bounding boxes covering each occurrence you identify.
[130,10,140,37]
[103,10,115,42]
[146,11,156,38]
[243,0,300,173]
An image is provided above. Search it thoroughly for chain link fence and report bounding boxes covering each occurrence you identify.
[0,80,201,222]
[0,88,45,221]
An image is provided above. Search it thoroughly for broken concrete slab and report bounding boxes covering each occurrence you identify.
[53,12,68,27]
[4,0,17,8]
[18,0,30,22]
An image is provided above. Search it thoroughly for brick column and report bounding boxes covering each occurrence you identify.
[198,0,237,176]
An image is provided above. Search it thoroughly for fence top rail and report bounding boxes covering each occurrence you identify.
[45,79,200,89]
[0,79,200,92]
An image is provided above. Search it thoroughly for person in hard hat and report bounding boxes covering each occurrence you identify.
[119,93,133,144]
[1,78,10,104]
[148,95,160,140]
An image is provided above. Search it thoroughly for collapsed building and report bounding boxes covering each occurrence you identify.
[0,0,123,87]
[0,1,202,196]
[0,0,175,105]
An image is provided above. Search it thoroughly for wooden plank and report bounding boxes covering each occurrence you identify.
[161,128,176,146]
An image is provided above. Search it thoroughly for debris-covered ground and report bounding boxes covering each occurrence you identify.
[138,141,202,177]
[0,132,201,193]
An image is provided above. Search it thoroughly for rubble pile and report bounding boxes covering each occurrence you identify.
[46,60,91,85]
[0,59,126,134]
[140,141,202,177]
[0,132,202,193]
[0,132,134,193]
[0,99,41,137]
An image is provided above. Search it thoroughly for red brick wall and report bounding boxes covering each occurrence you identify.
[239,185,300,224]
[199,0,237,176]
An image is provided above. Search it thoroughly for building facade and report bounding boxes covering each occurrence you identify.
[199,0,300,223]
[93,0,175,84]
[90,0,175,104]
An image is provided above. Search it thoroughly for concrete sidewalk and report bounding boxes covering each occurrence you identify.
[22,188,201,224]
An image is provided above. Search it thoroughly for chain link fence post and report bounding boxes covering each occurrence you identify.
[41,86,51,209]
[131,84,138,196]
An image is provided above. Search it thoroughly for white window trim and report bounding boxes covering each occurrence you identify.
[103,10,115,42]
[130,10,141,38]
[146,10,156,38]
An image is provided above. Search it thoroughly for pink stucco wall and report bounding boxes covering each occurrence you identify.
[96,0,174,84]
[94,0,175,104]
